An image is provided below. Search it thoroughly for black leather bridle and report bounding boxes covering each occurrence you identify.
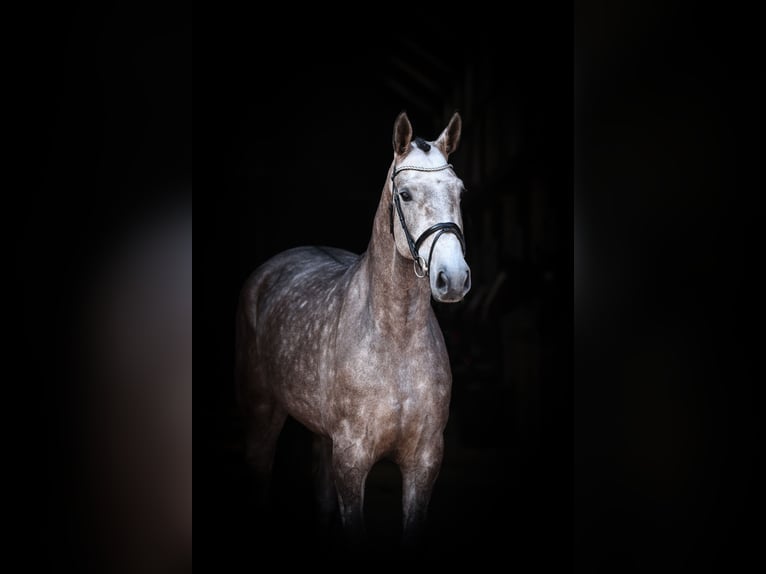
[389,162,466,278]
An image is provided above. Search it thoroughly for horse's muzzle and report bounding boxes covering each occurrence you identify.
[432,264,471,302]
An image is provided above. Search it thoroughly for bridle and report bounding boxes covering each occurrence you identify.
[389,162,466,278]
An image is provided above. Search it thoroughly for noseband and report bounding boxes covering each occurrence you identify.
[389,163,466,278]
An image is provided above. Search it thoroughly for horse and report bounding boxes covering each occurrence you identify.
[236,111,470,545]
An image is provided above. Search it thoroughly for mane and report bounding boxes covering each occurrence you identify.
[413,137,431,152]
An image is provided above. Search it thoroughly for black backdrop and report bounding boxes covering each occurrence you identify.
[21,2,765,571]
[198,10,572,569]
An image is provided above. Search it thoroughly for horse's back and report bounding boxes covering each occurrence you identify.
[240,246,358,310]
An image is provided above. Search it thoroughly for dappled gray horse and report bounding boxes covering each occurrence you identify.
[236,112,470,543]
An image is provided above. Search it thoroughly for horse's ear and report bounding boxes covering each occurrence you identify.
[435,112,462,157]
[392,111,413,156]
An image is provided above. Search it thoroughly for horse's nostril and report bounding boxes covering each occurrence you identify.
[436,270,448,291]
[463,270,471,291]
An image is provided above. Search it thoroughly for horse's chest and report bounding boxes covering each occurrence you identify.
[332,344,451,444]
[338,339,448,390]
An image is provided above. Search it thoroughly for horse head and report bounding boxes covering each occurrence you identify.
[390,112,471,302]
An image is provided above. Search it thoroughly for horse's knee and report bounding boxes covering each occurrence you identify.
[329,446,372,534]
[331,459,368,503]
[401,444,443,488]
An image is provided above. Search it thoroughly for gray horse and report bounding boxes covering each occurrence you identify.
[236,112,470,544]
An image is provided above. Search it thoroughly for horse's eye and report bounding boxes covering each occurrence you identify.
[400,191,412,202]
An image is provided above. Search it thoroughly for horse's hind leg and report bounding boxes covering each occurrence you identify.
[243,395,286,506]
[313,436,337,524]
[313,435,338,547]
[236,288,287,506]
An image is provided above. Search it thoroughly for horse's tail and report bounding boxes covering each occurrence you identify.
[234,275,258,410]
[234,295,248,409]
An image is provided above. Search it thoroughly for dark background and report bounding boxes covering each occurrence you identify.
[198,9,572,569]
[22,3,193,571]
[18,2,763,571]
[1,1,192,570]
[575,2,764,571]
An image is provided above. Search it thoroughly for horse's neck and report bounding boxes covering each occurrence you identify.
[358,180,433,338]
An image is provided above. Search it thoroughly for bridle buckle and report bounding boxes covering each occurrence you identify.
[413,256,428,278]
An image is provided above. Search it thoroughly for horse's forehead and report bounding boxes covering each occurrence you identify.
[403,142,447,168]
[399,143,461,190]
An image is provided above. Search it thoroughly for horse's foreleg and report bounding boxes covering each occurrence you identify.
[400,436,444,546]
[331,441,372,543]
